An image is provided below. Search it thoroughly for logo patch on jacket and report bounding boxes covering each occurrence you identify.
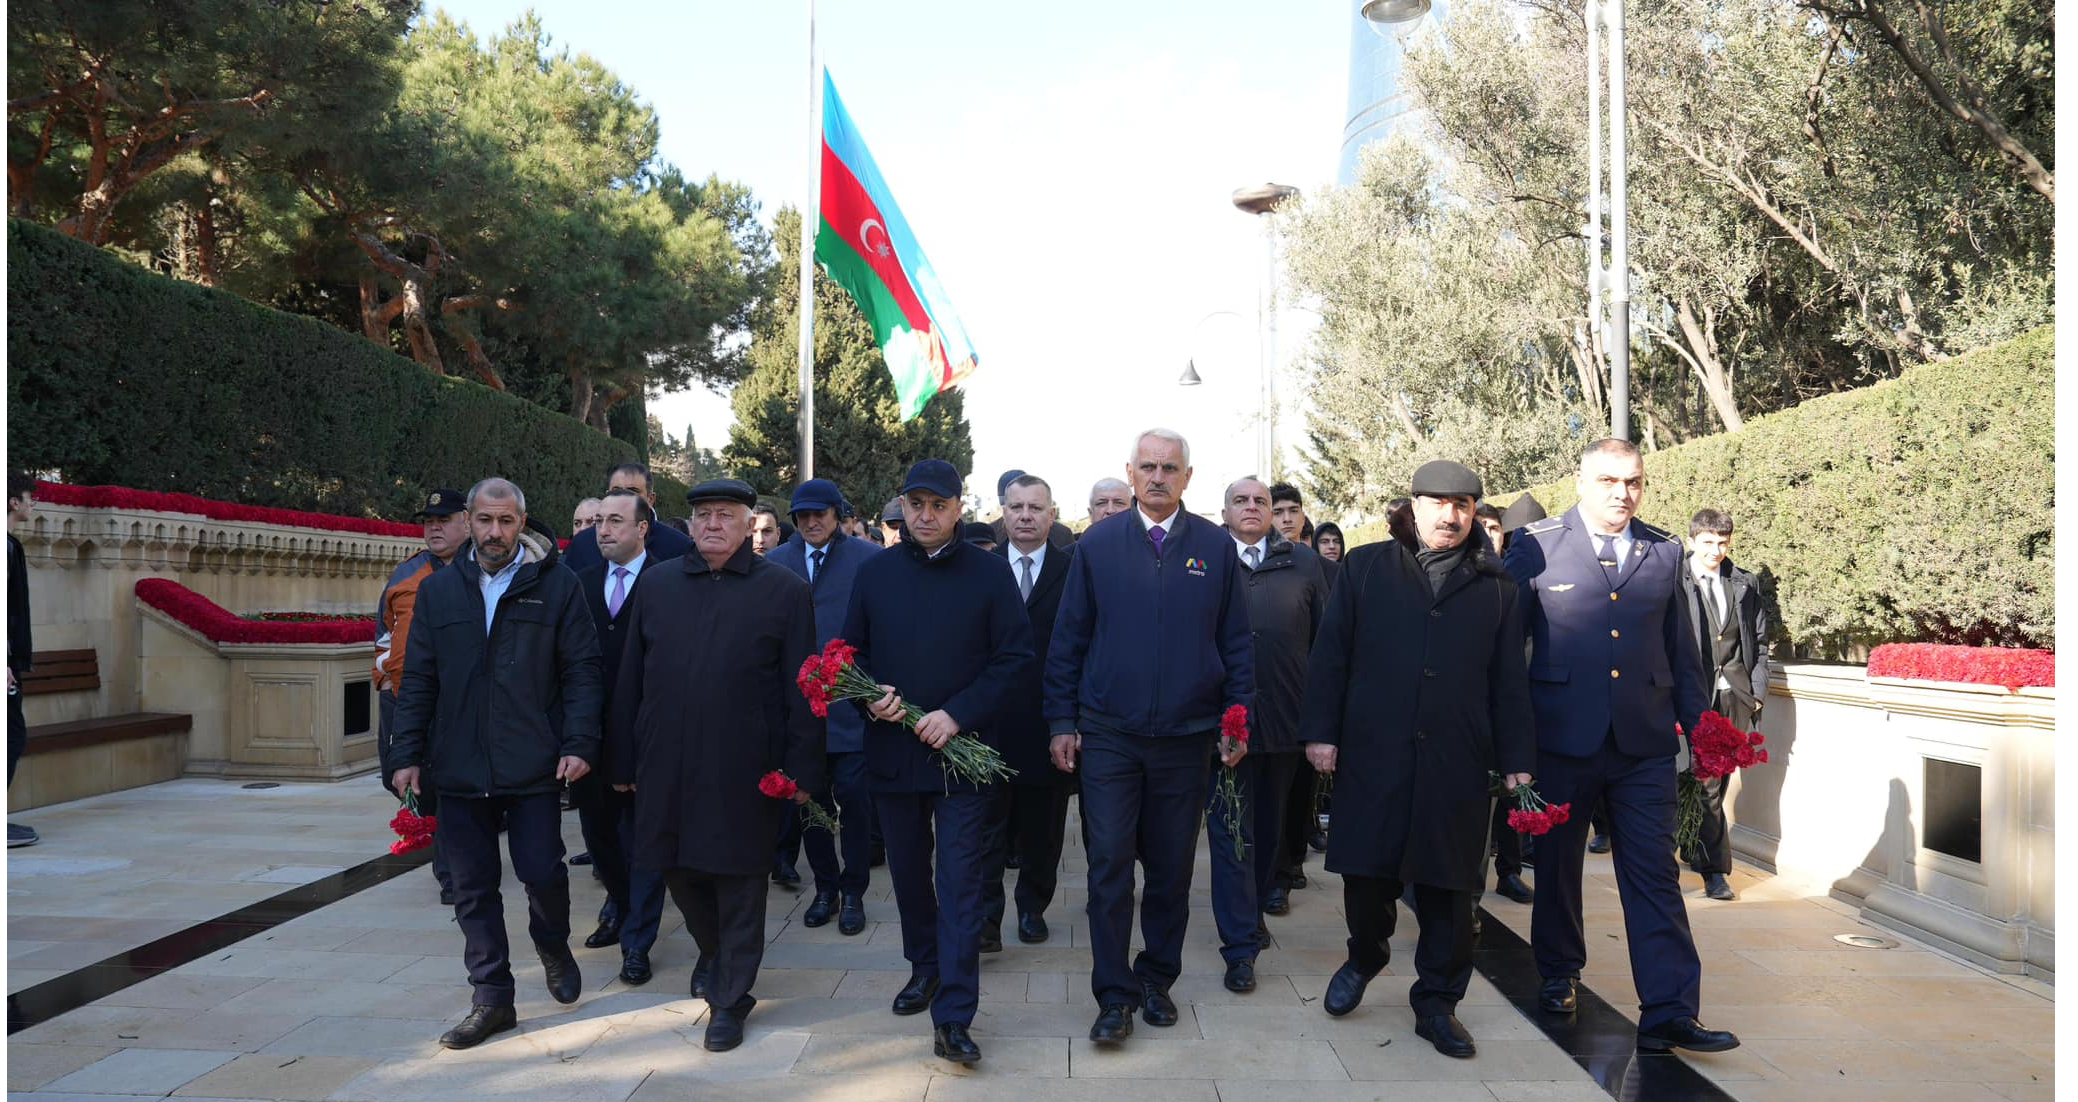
[1184,556,1207,576]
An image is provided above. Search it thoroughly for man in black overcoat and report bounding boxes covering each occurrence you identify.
[1299,461,1535,1059]
[606,478,824,1054]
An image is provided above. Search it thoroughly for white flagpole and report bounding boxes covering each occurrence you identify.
[795,0,821,480]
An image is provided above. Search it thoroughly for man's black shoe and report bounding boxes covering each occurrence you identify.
[771,864,802,889]
[1017,911,1049,944]
[1263,885,1291,915]
[1288,869,1309,890]
[439,1004,517,1049]
[1140,984,1178,1027]
[538,944,581,1004]
[838,894,867,936]
[934,1022,982,1064]
[1637,1017,1740,1053]
[1308,828,1328,853]
[704,1008,745,1052]
[7,823,40,848]
[979,926,1003,954]
[691,955,713,999]
[1089,1004,1134,1044]
[584,905,622,949]
[1254,921,1273,952]
[1703,873,1738,901]
[1416,1013,1476,1058]
[892,973,940,1016]
[1539,977,1577,1013]
[619,949,651,986]
[439,887,456,907]
[1587,834,1611,854]
[1323,962,1376,1017]
[1223,959,1256,993]
[1495,872,1535,904]
[1005,852,1022,870]
[569,851,593,866]
[803,890,838,928]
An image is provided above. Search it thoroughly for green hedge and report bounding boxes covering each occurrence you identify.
[1360,328,2051,657]
[7,220,641,532]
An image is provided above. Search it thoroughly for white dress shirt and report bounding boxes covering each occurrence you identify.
[1139,507,1179,539]
[604,550,648,613]
[1231,533,1269,570]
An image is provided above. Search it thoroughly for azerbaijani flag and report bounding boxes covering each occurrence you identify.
[814,72,978,421]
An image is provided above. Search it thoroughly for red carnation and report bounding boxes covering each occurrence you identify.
[1545,802,1571,826]
[758,771,799,800]
[1220,705,1250,745]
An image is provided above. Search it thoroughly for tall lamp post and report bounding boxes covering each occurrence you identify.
[1231,183,1299,479]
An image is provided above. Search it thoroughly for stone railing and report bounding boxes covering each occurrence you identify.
[1731,663,2054,979]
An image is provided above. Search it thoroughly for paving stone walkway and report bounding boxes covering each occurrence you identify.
[5,777,2055,1101]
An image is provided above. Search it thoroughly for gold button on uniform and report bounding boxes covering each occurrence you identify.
[1611,629,1620,638]
[1610,669,1621,679]
[1609,592,1619,601]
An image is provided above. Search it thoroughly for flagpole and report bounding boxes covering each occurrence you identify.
[795,0,821,480]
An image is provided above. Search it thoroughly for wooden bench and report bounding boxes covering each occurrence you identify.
[25,712,193,756]
[20,649,101,695]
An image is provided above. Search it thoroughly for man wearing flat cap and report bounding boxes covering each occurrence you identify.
[1299,459,1535,1058]
[606,478,824,1054]
[768,477,881,936]
[842,459,1035,1066]
[879,497,906,548]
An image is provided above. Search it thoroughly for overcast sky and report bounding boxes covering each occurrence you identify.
[435,0,1352,515]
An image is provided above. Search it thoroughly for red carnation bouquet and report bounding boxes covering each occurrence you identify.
[388,791,436,856]
[1492,774,1570,836]
[1210,705,1250,861]
[796,638,1015,786]
[759,771,840,834]
[1676,710,1769,853]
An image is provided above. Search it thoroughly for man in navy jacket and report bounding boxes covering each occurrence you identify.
[1045,429,1254,1045]
[768,477,881,936]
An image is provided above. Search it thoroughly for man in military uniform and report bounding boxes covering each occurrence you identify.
[1502,438,1740,1055]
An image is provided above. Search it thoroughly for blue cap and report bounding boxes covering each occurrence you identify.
[900,459,963,501]
[788,478,844,517]
[996,469,1027,497]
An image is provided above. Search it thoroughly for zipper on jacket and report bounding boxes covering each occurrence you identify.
[1150,526,1164,732]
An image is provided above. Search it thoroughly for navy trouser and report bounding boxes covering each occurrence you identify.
[877,788,993,1027]
[441,792,571,1008]
[661,867,766,1016]
[1079,729,1214,1009]
[982,780,1072,930]
[1531,732,1704,1031]
[1250,752,1304,906]
[1344,875,1475,1015]
[572,779,665,952]
[802,751,874,897]
[1207,750,1300,964]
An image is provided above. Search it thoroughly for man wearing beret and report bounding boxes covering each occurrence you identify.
[768,477,880,936]
[606,478,825,1053]
[843,459,1036,1065]
[1299,460,1534,1057]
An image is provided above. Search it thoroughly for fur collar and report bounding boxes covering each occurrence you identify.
[1387,502,1506,577]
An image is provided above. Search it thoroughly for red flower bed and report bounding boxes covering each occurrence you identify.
[35,482,420,539]
[136,579,377,645]
[1867,643,2054,692]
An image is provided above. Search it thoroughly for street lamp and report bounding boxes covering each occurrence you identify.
[1231,184,1298,479]
[1360,0,1431,27]
[1179,309,1242,389]
[1178,362,1204,386]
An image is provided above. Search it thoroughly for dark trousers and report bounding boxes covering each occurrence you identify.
[1344,874,1475,1016]
[662,868,767,1016]
[1250,752,1304,906]
[1491,800,1523,877]
[774,804,802,873]
[1684,690,1746,876]
[1531,733,1704,1031]
[8,680,24,786]
[442,792,571,1008]
[982,781,1072,929]
[573,780,665,952]
[877,789,992,1027]
[1079,729,1214,1009]
[1206,750,1300,963]
[378,693,450,891]
[802,751,874,896]
[1280,762,1316,876]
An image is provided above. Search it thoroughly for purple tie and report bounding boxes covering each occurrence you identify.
[608,566,629,618]
[1149,524,1166,559]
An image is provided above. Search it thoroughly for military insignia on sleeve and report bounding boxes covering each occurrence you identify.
[1549,583,1576,592]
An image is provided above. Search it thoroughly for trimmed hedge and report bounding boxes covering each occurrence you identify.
[1387,327,2051,657]
[8,220,641,532]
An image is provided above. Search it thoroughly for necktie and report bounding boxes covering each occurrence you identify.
[608,566,628,618]
[1245,545,1261,571]
[1149,524,1166,559]
[1706,572,1725,628]
[810,547,825,585]
[1595,535,1621,587]
[1018,554,1034,600]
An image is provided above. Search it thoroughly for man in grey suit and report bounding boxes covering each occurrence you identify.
[1675,508,1769,902]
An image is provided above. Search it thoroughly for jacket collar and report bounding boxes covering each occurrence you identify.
[682,537,760,576]
[898,527,966,565]
[1387,502,1504,580]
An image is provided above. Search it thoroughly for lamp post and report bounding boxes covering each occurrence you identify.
[1231,184,1299,479]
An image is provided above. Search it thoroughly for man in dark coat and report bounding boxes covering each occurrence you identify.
[767,477,881,935]
[1300,461,1534,1058]
[391,478,603,1051]
[1208,476,1329,993]
[560,462,693,572]
[606,478,824,1054]
[1046,428,1254,1045]
[1675,508,1770,902]
[842,459,1035,1066]
[570,489,673,985]
[987,468,1077,550]
[1504,438,1738,1055]
[7,474,37,848]
[979,474,1076,949]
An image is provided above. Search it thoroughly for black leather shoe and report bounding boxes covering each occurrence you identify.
[1539,977,1577,1013]
[771,864,802,889]
[803,890,838,928]
[619,949,651,986]
[1703,873,1738,901]
[1223,959,1256,993]
[704,1008,745,1052]
[1416,1013,1476,1058]
[1587,834,1611,854]
[978,926,1003,954]
[892,973,940,1016]
[1638,1017,1740,1053]
[584,906,623,949]
[1089,1004,1134,1044]
[439,1004,517,1049]
[1254,921,1273,952]
[1017,911,1049,944]
[838,894,866,936]
[538,944,581,1004]
[1495,872,1535,904]
[1263,885,1291,916]
[439,887,456,907]
[569,850,593,866]
[1323,962,1376,1017]
[691,955,713,999]
[934,1022,982,1064]
[1140,984,1178,1027]
[1288,869,1309,890]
